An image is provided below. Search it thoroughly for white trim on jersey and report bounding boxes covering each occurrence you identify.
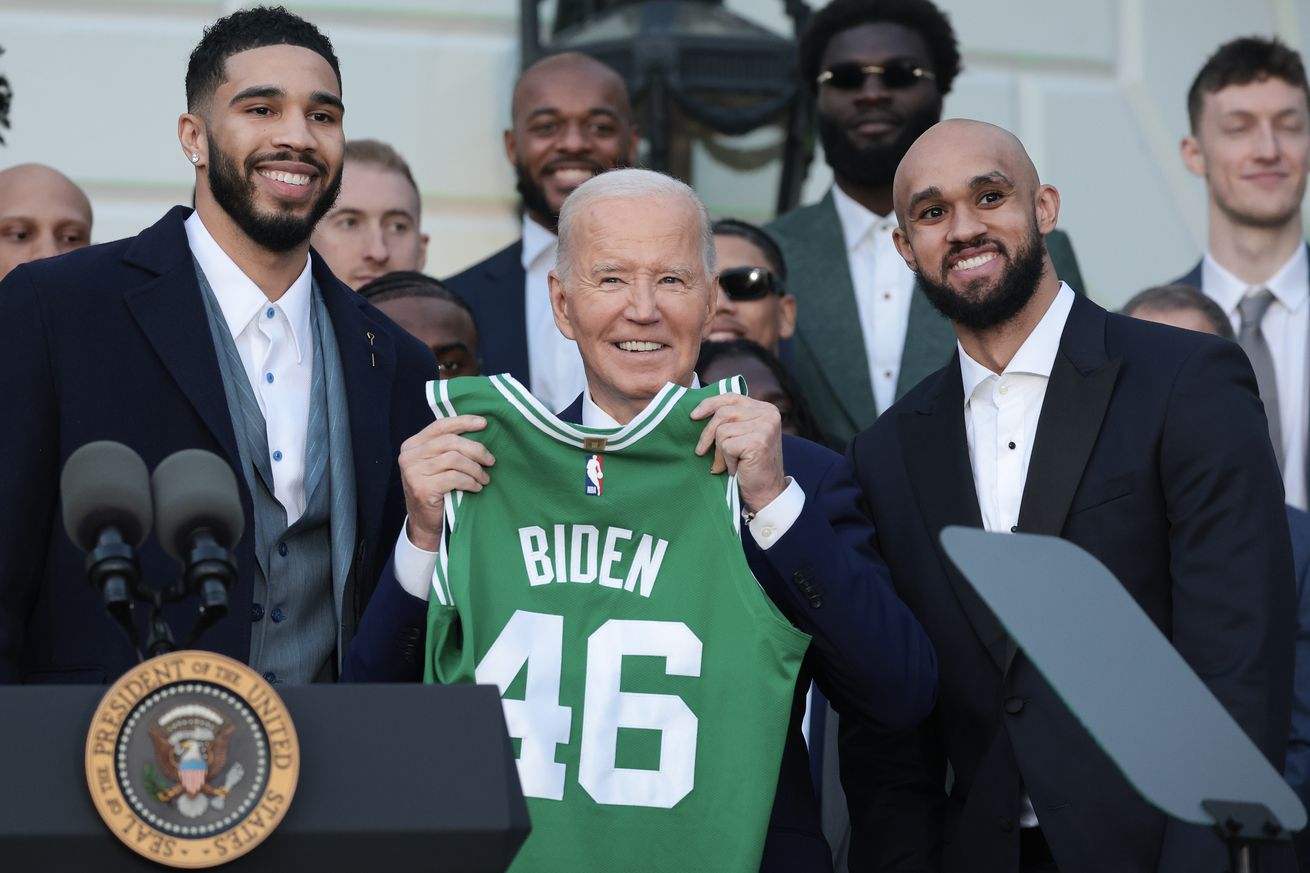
[488,374,688,453]
[431,377,458,421]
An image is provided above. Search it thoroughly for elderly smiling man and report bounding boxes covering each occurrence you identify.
[348,168,936,872]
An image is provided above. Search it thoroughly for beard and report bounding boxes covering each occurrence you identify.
[515,159,562,232]
[818,101,940,189]
[206,133,342,253]
[515,150,631,233]
[915,221,1048,331]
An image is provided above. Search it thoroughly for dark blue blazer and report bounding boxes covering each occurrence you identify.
[1287,505,1310,873]
[445,240,531,385]
[346,390,938,873]
[0,206,440,684]
[1176,259,1310,872]
[842,295,1295,873]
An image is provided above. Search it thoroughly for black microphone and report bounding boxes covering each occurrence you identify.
[60,441,153,645]
[151,449,245,647]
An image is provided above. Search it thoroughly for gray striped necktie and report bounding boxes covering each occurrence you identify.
[1237,288,1285,469]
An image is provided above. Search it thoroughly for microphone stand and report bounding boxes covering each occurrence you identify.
[85,527,143,657]
[104,533,238,661]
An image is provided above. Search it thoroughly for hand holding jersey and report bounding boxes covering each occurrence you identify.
[399,388,790,551]
[691,392,787,512]
[398,414,493,551]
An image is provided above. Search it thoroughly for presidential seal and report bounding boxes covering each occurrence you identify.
[85,651,299,868]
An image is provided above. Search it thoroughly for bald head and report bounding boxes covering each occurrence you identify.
[0,163,93,281]
[506,52,638,232]
[512,52,633,121]
[893,120,1040,224]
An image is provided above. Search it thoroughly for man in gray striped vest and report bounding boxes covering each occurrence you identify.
[0,6,440,685]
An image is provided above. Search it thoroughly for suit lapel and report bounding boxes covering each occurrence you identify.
[1016,349,1120,537]
[790,192,877,427]
[1009,296,1119,671]
[123,209,241,467]
[316,261,395,547]
[483,242,531,383]
[901,361,1009,672]
[897,284,957,398]
[559,394,584,425]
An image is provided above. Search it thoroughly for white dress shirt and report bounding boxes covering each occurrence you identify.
[959,282,1075,827]
[393,378,805,599]
[522,216,586,413]
[831,185,918,414]
[1201,246,1309,509]
[185,211,314,524]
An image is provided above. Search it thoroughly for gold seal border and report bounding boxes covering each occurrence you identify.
[85,651,300,869]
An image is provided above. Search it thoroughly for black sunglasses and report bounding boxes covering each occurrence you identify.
[718,266,782,301]
[816,60,936,90]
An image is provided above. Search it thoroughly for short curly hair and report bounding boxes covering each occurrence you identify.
[186,5,341,112]
[1187,36,1309,132]
[799,0,962,96]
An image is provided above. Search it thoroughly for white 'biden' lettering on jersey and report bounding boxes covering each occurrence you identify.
[518,524,670,597]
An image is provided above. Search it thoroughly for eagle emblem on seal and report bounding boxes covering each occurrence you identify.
[145,704,246,819]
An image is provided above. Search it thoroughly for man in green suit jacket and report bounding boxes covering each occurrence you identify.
[768,0,1084,446]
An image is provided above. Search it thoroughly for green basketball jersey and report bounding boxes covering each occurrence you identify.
[423,374,810,873]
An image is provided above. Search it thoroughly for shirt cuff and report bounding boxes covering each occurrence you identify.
[393,516,439,601]
[748,477,804,550]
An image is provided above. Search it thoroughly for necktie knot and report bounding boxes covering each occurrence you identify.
[1238,288,1275,333]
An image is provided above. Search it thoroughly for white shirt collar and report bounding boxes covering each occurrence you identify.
[831,184,897,252]
[184,210,314,362]
[582,375,701,428]
[959,282,1076,403]
[1202,244,1308,314]
[521,214,558,270]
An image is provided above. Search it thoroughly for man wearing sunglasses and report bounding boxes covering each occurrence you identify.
[766,0,1084,447]
[710,218,798,355]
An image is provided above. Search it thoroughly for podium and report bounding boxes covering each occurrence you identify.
[1,683,529,872]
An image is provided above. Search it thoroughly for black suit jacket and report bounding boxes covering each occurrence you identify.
[346,390,938,873]
[446,240,531,384]
[0,206,440,683]
[841,295,1295,873]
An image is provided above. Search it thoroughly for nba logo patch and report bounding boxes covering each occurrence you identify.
[584,454,604,496]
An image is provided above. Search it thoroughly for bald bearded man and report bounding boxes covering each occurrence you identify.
[446,52,638,412]
[840,120,1294,872]
[0,163,92,280]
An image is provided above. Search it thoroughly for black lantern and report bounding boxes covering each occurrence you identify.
[0,46,11,145]
[521,0,815,216]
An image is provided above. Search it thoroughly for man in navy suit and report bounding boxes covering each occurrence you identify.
[445,51,638,412]
[0,7,439,684]
[841,119,1293,872]
[1173,37,1310,512]
[348,168,937,872]
[1122,283,1310,873]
